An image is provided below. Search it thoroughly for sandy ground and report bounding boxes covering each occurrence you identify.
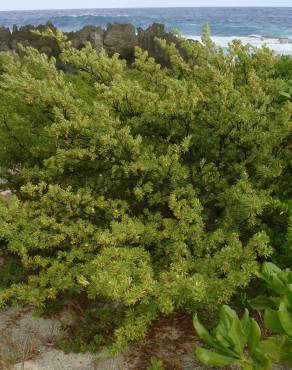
[0,307,210,370]
[0,306,292,370]
[0,307,127,370]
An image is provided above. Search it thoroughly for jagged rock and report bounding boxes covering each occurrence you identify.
[138,23,171,50]
[10,24,59,57]
[0,22,185,66]
[104,23,137,60]
[67,25,104,52]
[137,23,177,65]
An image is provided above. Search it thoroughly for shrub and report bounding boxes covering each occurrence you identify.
[0,28,291,351]
[274,55,292,81]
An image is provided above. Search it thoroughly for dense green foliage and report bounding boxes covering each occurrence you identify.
[0,28,291,351]
[194,306,270,369]
[194,262,292,369]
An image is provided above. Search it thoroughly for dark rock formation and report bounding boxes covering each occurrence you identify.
[0,24,53,57]
[67,25,104,52]
[137,23,177,65]
[104,23,137,61]
[0,22,183,65]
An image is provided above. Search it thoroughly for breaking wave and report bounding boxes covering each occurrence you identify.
[186,35,292,55]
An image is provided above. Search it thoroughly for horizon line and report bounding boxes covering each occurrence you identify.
[1,5,292,12]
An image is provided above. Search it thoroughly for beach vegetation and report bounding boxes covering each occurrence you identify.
[0,27,291,353]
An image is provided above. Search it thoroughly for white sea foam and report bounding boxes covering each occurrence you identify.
[186,35,292,55]
[63,13,131,18]
[64,13,106,17]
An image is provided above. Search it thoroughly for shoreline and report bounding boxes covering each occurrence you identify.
[187,34,292,54]
[1,22,292,57]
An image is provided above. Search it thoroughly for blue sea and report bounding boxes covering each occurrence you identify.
[1,7,292,54]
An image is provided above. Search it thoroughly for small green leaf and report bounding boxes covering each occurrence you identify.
[279,91,291,99]
[193,314,216,347]
[261,262,281,278]
[259,336,292,364]
[249,295,277,310]
[215,306,246,356]
[261,263,290,296]
[241,309,250,337]
[268,276,287,295]
[213,329,233,350]
[250,349,271,369]
[194,313,238,357]
[214,305,238,349]
[212,305,247,356]
[227,314,246,356]
[264,308,286,335]
[247,318,261,354]
[278,297,292,337]
[195,347,237,366]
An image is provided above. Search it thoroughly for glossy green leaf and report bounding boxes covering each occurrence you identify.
[249,295,277,310]
[247,318,261,354]
[262,262,282,276]
[194,313,240,358]
[279,91,291,99]
[193,314,216,348]
[261,263,291,296]
[241,309,250,337]
[250,348,271,369]
[264,309,286,335]
[227,313,247,356]
[269,276,287,296]
[259,336,292,364]
[195,347,237,366]
[278,297,292,337]
[214,305,239,350]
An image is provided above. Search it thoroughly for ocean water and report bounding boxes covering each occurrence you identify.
[1,7,292,54]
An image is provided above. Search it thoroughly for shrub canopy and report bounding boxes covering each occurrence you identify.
[0,28,291,350]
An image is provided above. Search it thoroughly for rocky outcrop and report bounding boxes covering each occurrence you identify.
[0,22,182,64]
[137,23,178,65]
[0,23,60,58]
[104,23,137,60]
[67,25,104,52]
